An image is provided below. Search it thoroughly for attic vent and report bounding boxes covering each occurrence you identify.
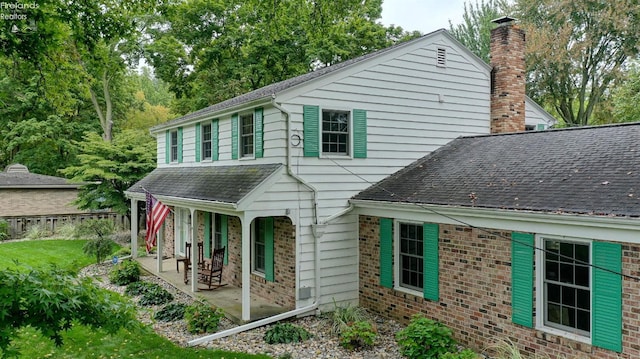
[436,47,446,67]
[5,164,29,173]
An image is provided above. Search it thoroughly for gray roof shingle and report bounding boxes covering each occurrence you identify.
[0,164,80,189]
[354,123,640,217]
[127,164,283,204]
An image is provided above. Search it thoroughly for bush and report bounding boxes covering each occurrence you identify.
[264,322,311,344]
[339,320,377,350]
[83,237,116,264]
[74,219,115,240]
[396,314,457,359]
[109,260,140,285]
[124,281,156,296]
[0,219,9,241]
[138,284,173,306]
[185,304,225,334]
[330,300,367,335]
[441,349,480,359]
[155,303,187,322]
[53,223,76,239]
[25,224,51,239]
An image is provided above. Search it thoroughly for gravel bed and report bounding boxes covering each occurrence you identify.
[80,263,404,358]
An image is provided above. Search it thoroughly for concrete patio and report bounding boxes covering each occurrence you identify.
[136,256,286,323]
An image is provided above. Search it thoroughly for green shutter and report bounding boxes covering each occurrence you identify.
[212,119,219,161]
[231,114,239,159]
[303,105,320,157]
[592,241,622,352]
[511,232,534,328]
[220,214,228,265]
[423,223,439,301]
[165,130,170,164]
[255,107,264,158]
[195,123,201,162]
[353,109,367,158]
[204,212,211,259]
[177,127,183,163]
[379,218,393,288]
[265,217,275,282]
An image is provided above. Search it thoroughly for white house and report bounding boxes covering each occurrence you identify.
[126,19,554,327]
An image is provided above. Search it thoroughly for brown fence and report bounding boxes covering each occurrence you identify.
[1,212,130,240]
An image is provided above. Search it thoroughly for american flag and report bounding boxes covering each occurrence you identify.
[145,191,171,253]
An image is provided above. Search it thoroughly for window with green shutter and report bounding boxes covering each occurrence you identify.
[422,223,438,301]
[511,232,534,328]
[212,119,219,161]
[231,114,239,159]
[592,241,622,352]
[303,105,367,158]
[255,107,264,158]
[253,217,274,282]
[303,105,320,157]
[353,109,367,158]
[165,130,170,164]
[195,123,201,162]
[379,218,393,288]
[177,127,183,163]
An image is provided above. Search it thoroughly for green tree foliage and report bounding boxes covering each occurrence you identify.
[516,0,640,126]
[0,266,136,358]
[146,0,419,113]
[60,130,156,219]
[612,63,640,124]
[449,0,510,63]
[75,219,117,264]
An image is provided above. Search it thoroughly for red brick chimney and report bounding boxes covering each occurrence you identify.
[490,16,525,134]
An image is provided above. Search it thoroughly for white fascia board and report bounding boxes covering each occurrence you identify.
[125,191,239,216]
[351,200,640,244]
[150,98,272,135]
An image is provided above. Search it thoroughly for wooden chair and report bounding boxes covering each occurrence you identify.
[182,242,206,284]
[198,247,226,290]
[176,242,191,272]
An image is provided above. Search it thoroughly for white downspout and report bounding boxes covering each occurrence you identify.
[187,97,323,346]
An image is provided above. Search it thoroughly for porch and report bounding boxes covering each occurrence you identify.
[137,255,286,323]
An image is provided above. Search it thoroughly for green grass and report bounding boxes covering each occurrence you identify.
[0,239,95,272]
[0,240,272,359]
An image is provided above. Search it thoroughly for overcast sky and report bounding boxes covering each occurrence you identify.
[381,0,468,34]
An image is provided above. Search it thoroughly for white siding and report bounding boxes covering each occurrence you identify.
[525,97,557,129]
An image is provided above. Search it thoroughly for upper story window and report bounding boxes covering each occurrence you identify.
[542,238,591,336]
[202,123,212,160]
[170,130,178,162]
[322,110,349,155]
[240,112,254,157]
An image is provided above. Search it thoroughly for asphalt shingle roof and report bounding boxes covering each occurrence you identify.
[0,164,79,189]
[127,164,282,204]
[354,123,640,217]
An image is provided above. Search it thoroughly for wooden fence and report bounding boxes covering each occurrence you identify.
[1,212,130,240]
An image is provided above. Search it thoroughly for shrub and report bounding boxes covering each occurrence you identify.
[155,303,187,322]
[330,299,367,335]
[53,223,76,239]
[109,260,140,285]
[138,284,173,306]
[396,314,457,359]
[264,322,311,344]
[185,304,225,334]
[74,219,115,240]
[83,237,116,264]
[441,349,480,359]
[339,320,377,350]
[25,223,51,239]
[124,281,156,296]
[0,219,9,241]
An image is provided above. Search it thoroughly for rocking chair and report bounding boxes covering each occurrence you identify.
[181,242,205,284]
[198,247,226,290]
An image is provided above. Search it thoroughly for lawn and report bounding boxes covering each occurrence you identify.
[0,239,271,359]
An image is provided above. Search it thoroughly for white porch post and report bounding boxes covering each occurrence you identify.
[156,223,164,272]
[130,198,138,258]
[241,215,251,321]
[190,208,199,292]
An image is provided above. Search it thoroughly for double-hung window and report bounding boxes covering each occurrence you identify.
[322,110,349,155]
[542,238,591,336]
[202,123,212,160]
[170,130,178,162]
[399,222,424,292]
[240,113,254,157]
[253,218,266,274]
[214,213,223,250]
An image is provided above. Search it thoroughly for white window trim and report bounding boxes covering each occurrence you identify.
[393,219,424,298]
[534,234,592,345]
[251,219,266,278]
[201,122,213,161]
[170,129,178,163]
[239,111,255,159]
[319,107,353,159]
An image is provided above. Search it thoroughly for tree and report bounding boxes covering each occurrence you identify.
[0,266,136,358]
[612,62,640,124]
[517,0,640,126]
[449,0,510,63]
[146,0,417,113]
[60,130,156,221]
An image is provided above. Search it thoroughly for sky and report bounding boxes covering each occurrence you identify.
[381,0,468,34]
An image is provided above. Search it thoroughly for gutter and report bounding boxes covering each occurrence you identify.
[187,96,323,346]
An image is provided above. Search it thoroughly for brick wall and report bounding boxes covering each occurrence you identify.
[0,189,85,216]
[161,210,175,258]
[359,215,640,358]
[490,23,526,134]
